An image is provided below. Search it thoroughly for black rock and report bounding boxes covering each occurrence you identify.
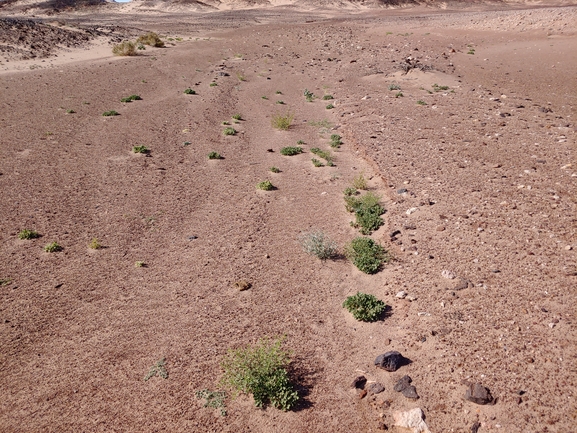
[351,375,367,389]
[397,188,408,194]
[465,383,494,405]
[471,421,481,433]
[374,351,406,372]
[393,375,419,399]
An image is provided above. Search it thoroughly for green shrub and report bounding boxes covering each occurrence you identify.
[18,229,39,240]
[326,104,334,109]
[395,92,403,98]
[280,146,303,156]
[296,140,305,145]
[196,390,227,416]
[330,134,342,148]
[275,90,283,94]
[272,112,294,130]
[257,180,274,191]
[137,32,165,48]
[210,82,218,87]
[184,88,196,95]
[310,148,333,164]
[208,152,222,160]
[88,238,102,249]
[345,237,387,274]
[417,100,427,106]
[346,192,385,235]
[270,167,281,173]
[432,83,449,92]
[304,89,314,102]
[262,96,268,100]
[44,242,62,253]
[276,100,285,105]
[343,292,387,322]
[299,230,337,260]
[144,358,168,381]
[103,110,119,117]
[344,187,358,197]
[66,109,75,114]
[220,338,299,411]
[112,41,137,56]
[232,114,242,120]
[388,83,401,91]
[121,94,142,102]
[135,261,146,268]
[322,94,333,100]
[132,145,149,154]
[223,127,237,136]
[311,158,323,167]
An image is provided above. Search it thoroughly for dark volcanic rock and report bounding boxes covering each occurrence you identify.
[374,351,407,372]
[465,383,494,405]
[368,382,385,394]
[393,375,419,399]
[351,375,367,389]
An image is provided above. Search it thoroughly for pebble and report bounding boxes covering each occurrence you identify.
[397,188,408,194]
[392,408,431,433]
[441,270,456,279]
[464,383,494,405]
[407,295,417,302]
[351,375,367,389]
[565,245,572,251]
[374,351,406,372]
[368,382,385,394]
[406,207,419,215]
[396,291,408,299]
[436,226,445,231]
[394,375,419,400]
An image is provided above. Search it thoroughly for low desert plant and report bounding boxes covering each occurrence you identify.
[220,338,299,411]
[299,230,337,260]
[322,94,334,100]
[0,278,11,286]
[417,100,427,106]
[232,114,242,120]
[275,90,283,94]
[311,158,323,167]
[280,146,303,156]
[345,237,387,274]
[276,100,285,105]
[344,187,358,197]
[304,89,314,102]
[330,134,342,148]
[388,83,401,91]
[270,167,281,173]
[210,82,218,87]
[223,127,237,136]
[144,358,168,381]
[325,104,334,110]
[44,242,62,253]
[395,92,403,98]
[112,41,137,56]
[135,261,146,268]
[137,32,164,48]
[432,83,449,92]
[208,151,222,160]
[184,88,196,95]
[196,390,227,416]
[467,48,475,55]
[132,145,149,154]
[352,173,368,190]
[310,148,333,164]
[18,229,39,240]
[346,191,385,235]
[261,96,268,100]
[343,292,387,322]
[257,180,274,191]
[66,109,75,114]
[121,94,142,102]
[88,238,102,249]
[236,72,246,82]
[103,110,119,117]
[296,140,305,145]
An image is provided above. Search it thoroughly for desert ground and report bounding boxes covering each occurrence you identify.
[0,1,576,431]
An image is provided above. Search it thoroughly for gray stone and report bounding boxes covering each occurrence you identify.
[351,375,366,389]
[465,383,494,405]
[374,351,405,372]
[394,375,419,399]
[368,382,385,394]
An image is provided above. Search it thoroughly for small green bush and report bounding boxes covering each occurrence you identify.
[432,83,449,92]
[208,152,222,160]
[220,338,299,411]
[417,100,427,106]
[262,96,268,100]
[345,237,387,274]
[135,261,146,268]
[296,140,305,145]
[322,94,334,100]
[196,390,227,416]
[257,180,274,191]
[275,90,283,95]
[280,147,303,156]
[184,88,196,95]
[132,145,149,154]
[137,32,165,48]
[18,229,39,240]
[223,127,237,136]
[89,238,102,249]
[344,187,358,197]
[300,230,337,260]
[326,104,334,110]
[112,41,137,56]
[346,192,385,235]
[210,82,218,87]
[304,89,314,102]
[121,94,142,102]
[352,173,368,190]
[395,92,403,98]
[312,158,323,167]
[103,110,119,117]
[44,242,62,253]
[271,112,294,130]
[343,292,387,322]
[310,148,333,164]
[388,83,401,91]
[66,109,75,114]
[144,358,168,381]
[232,114,242,120]
[276,100,285,105]
[270,167,281,173]
[330,134,342,148]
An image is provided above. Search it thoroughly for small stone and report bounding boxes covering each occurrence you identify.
[392,408,431,433]
[436,226,445,231]
[441,270,456,279]
[464,383,494,405]
[358,389,367,399]
[374,351,407,372]
[396,291,407,299]
[406,207,419,215]
[234,280,251,291]
[394,375,412,391]
[471,421,481,433]
[368,382,385,394]
[565,245,573,251]
[397,188,408,194]
[351,375,367,389]
[407,295,417,302]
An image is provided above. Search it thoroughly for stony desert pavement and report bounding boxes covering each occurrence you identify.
[0,1,575,432]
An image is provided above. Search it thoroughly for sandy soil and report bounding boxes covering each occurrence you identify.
[0,2,575,432]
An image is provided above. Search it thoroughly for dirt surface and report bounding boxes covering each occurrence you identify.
[0,2,576,432]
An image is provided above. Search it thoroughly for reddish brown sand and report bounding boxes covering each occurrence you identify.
[0,3,575,432]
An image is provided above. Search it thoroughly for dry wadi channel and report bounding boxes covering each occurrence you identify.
[0,3,576,432]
